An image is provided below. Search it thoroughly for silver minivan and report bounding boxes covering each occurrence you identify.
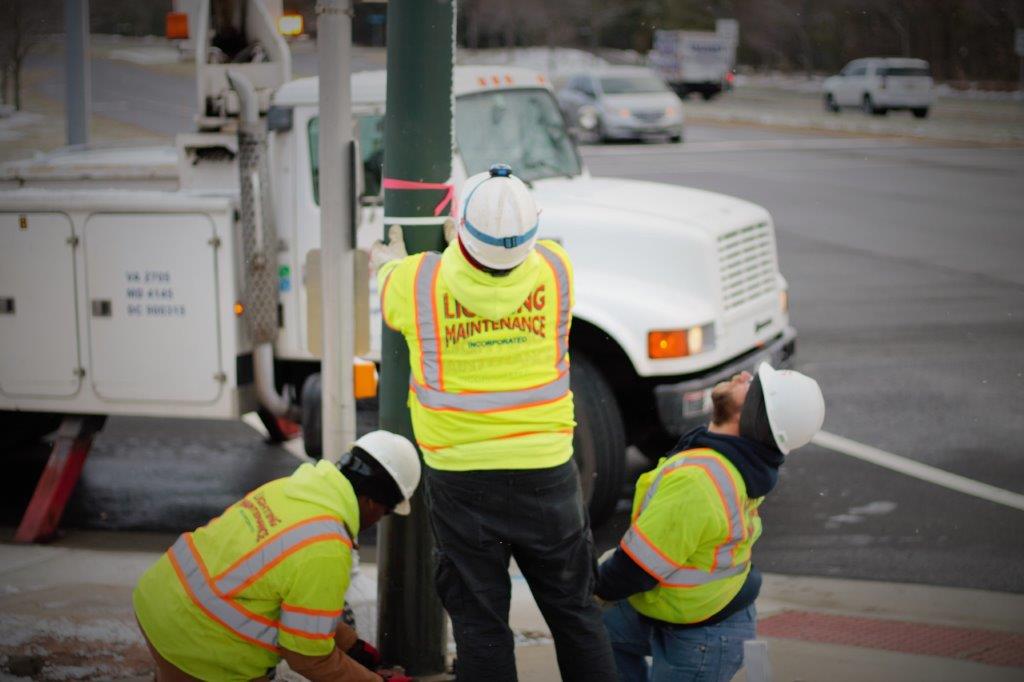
[823,58,934,118]
[557,67,685,142]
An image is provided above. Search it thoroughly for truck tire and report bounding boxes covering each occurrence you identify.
[911,107,929,119]
[0,410,62,450]
[301,372,323,459]
[571,355,626,524]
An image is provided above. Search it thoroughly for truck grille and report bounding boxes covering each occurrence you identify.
[717,221,778,311]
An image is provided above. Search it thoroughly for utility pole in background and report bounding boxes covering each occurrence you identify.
[317,0,357,462]
[65,0,90,145]
[377,0,454,676]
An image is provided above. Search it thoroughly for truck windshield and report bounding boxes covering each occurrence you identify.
[455,88,581,183]
[599,76,669,94]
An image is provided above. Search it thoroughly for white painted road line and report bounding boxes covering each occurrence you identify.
[813,430,1024,513]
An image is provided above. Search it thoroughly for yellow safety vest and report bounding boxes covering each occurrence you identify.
[378,239,575,471]
[623,448,763,624]
[133,461,358,681]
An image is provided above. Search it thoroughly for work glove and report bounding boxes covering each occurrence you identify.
[370,225,408,269]
[443,217,457,244]
[346,639,382,669]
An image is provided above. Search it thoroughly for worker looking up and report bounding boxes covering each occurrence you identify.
[596,363,825,682]
[370,163,616,681]
[132,431,420,682]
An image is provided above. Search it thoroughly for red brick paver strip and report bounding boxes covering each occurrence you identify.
[759,610,1024,668]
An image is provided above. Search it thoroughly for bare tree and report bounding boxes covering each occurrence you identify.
[0,0,58,111]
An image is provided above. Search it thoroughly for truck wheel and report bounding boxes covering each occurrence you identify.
[0,410,62,450]
[571,355,626,524]
[911,107,929,119]
[301,372,323,459]
[700,89,716,101]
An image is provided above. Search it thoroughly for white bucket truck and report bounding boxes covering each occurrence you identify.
[0,1,794,522]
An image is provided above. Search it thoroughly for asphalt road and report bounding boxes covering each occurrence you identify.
[4,56,1023,593]
[583,129,1024,593]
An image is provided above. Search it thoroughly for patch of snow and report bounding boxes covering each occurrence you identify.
[0,110,45,143]
[848,501,897,516]
[107,48,183,66]
[0,616,142,648]
[40,664,110,681]
[826,500,898,529]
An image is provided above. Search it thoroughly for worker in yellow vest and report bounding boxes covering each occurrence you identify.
[370,164,616,681]
[596,363,825,682]
[132,431,421,682]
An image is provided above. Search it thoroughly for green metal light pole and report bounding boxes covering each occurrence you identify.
[376,0,454,676]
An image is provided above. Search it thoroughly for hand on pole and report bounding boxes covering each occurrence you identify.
[370,225,409,269]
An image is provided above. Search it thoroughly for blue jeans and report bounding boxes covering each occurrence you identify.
[603,600,757,682]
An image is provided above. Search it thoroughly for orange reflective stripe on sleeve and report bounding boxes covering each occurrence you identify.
[535,244,571,373]
[621,452,750,588]
[414,253,444,389]
[280,604,341,640]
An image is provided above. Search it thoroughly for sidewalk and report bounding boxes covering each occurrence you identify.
[1,531,1023,681]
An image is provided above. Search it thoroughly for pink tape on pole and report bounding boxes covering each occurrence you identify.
[382,177,456,218]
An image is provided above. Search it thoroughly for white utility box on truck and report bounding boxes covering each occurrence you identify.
[1,0,793,522]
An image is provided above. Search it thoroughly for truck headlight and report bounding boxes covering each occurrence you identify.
[648,323,715,359]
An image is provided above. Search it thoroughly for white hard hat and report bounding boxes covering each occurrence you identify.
[351,430,421,515]
[459,163,539,270]
[757,362,825,454]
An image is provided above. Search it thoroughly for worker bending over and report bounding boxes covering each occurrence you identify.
[371,164,616,681]
[133,431,420,681]
[596,363,825,682]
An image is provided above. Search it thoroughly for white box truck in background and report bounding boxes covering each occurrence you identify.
[650,30,736,100]
[0,1,794,524]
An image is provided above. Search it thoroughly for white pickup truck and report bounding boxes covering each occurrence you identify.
[0,52,793,522]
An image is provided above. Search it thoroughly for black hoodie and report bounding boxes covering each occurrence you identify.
[594,427,784,624]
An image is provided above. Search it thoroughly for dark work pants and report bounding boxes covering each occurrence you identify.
[425,460,617,682]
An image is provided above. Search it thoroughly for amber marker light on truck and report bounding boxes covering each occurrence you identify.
[233,301,245,317]
[277,13,303,37]
[649,324,714,359]
[780,289,789,313]
[649,330,688,358]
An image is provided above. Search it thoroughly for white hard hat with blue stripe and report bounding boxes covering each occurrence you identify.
[459,163,539,270]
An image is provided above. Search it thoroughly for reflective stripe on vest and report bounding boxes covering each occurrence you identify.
[621,453,749,588]
[167,517,350,651]
[410,245,572,412]
[535,244,570,374]
[280,604,342,640]
[214,517,350,596]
